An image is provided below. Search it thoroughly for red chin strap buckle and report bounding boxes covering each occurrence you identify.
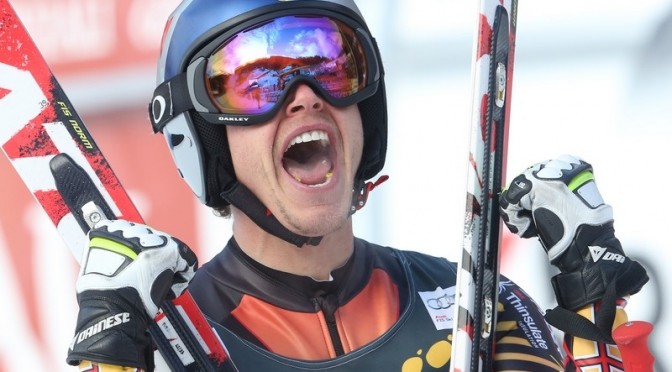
[352,175,389,213]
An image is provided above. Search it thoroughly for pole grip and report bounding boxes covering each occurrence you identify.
[613,321,655,372]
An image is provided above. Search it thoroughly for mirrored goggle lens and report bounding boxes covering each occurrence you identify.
[205,15,369,115]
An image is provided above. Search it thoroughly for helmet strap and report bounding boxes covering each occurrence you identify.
[220,172,388,247]
[220,180,323,247]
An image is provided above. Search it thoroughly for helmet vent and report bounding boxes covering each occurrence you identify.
[170,134,185,147]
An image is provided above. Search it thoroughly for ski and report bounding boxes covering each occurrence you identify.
[451,1,518,371]
[0,1,235,371]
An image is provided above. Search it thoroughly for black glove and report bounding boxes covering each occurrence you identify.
[66,220,197,369]
[500,155,648,343]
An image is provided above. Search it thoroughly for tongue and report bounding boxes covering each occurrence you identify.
[283,151,333,185]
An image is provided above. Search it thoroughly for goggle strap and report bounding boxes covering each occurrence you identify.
[221,181,322,247]
[149,73,193,133]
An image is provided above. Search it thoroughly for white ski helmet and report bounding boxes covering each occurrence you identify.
[150,0,387,245]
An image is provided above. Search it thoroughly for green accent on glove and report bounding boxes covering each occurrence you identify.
[568,170,594,191]
[90,237,138,260]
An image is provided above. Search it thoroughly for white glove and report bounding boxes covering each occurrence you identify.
[67,219,197,369]
[77,219,197,316]
[499,155,648,344]
[499,154,612,261]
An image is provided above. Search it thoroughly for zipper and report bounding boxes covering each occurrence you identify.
[312,294,345,356]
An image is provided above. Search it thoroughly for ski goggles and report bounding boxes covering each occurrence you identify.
[151,13,382,130]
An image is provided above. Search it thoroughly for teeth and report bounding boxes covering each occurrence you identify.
[286,130,329,151]
[307,171,334,187]
[293,171,333,186]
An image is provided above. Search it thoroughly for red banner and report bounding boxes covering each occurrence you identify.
[11,0,179,77]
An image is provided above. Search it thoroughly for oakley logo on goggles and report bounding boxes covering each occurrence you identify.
[151,14,381,132]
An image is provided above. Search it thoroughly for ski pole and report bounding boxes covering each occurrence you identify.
[613,320,655,372]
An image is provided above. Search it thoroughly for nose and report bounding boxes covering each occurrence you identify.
[285,83,324,116]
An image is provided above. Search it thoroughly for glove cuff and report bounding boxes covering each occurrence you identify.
[551,270,594,311]
[548,258,648,344]
[551,257,648,311]
[550,223,649,310]
[67,288,153,370]
[546,222,649,344]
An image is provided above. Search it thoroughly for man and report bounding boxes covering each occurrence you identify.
[65,0,649,371]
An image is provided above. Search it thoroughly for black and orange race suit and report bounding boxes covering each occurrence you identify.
[188,238,564,371]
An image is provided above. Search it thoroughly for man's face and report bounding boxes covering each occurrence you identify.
[226,84,364,237]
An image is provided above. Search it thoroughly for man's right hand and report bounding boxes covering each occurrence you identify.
[66,220,197,370]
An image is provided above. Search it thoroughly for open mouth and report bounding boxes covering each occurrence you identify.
[282,130,334,186]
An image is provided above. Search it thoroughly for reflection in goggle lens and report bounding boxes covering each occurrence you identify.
[205,15,368,115]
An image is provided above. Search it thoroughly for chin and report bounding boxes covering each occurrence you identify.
[283,205,351,237]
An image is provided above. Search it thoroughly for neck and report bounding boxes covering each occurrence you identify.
[230,208,355,281]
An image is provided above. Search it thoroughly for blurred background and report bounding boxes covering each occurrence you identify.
[1,0,670,370]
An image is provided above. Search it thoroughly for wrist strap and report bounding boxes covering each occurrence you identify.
[546,280,618,344]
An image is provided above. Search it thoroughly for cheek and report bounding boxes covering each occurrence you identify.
[225,126,248,170]
[352,127,364,169]
[225,125,270,177]
[342,108,364,170]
